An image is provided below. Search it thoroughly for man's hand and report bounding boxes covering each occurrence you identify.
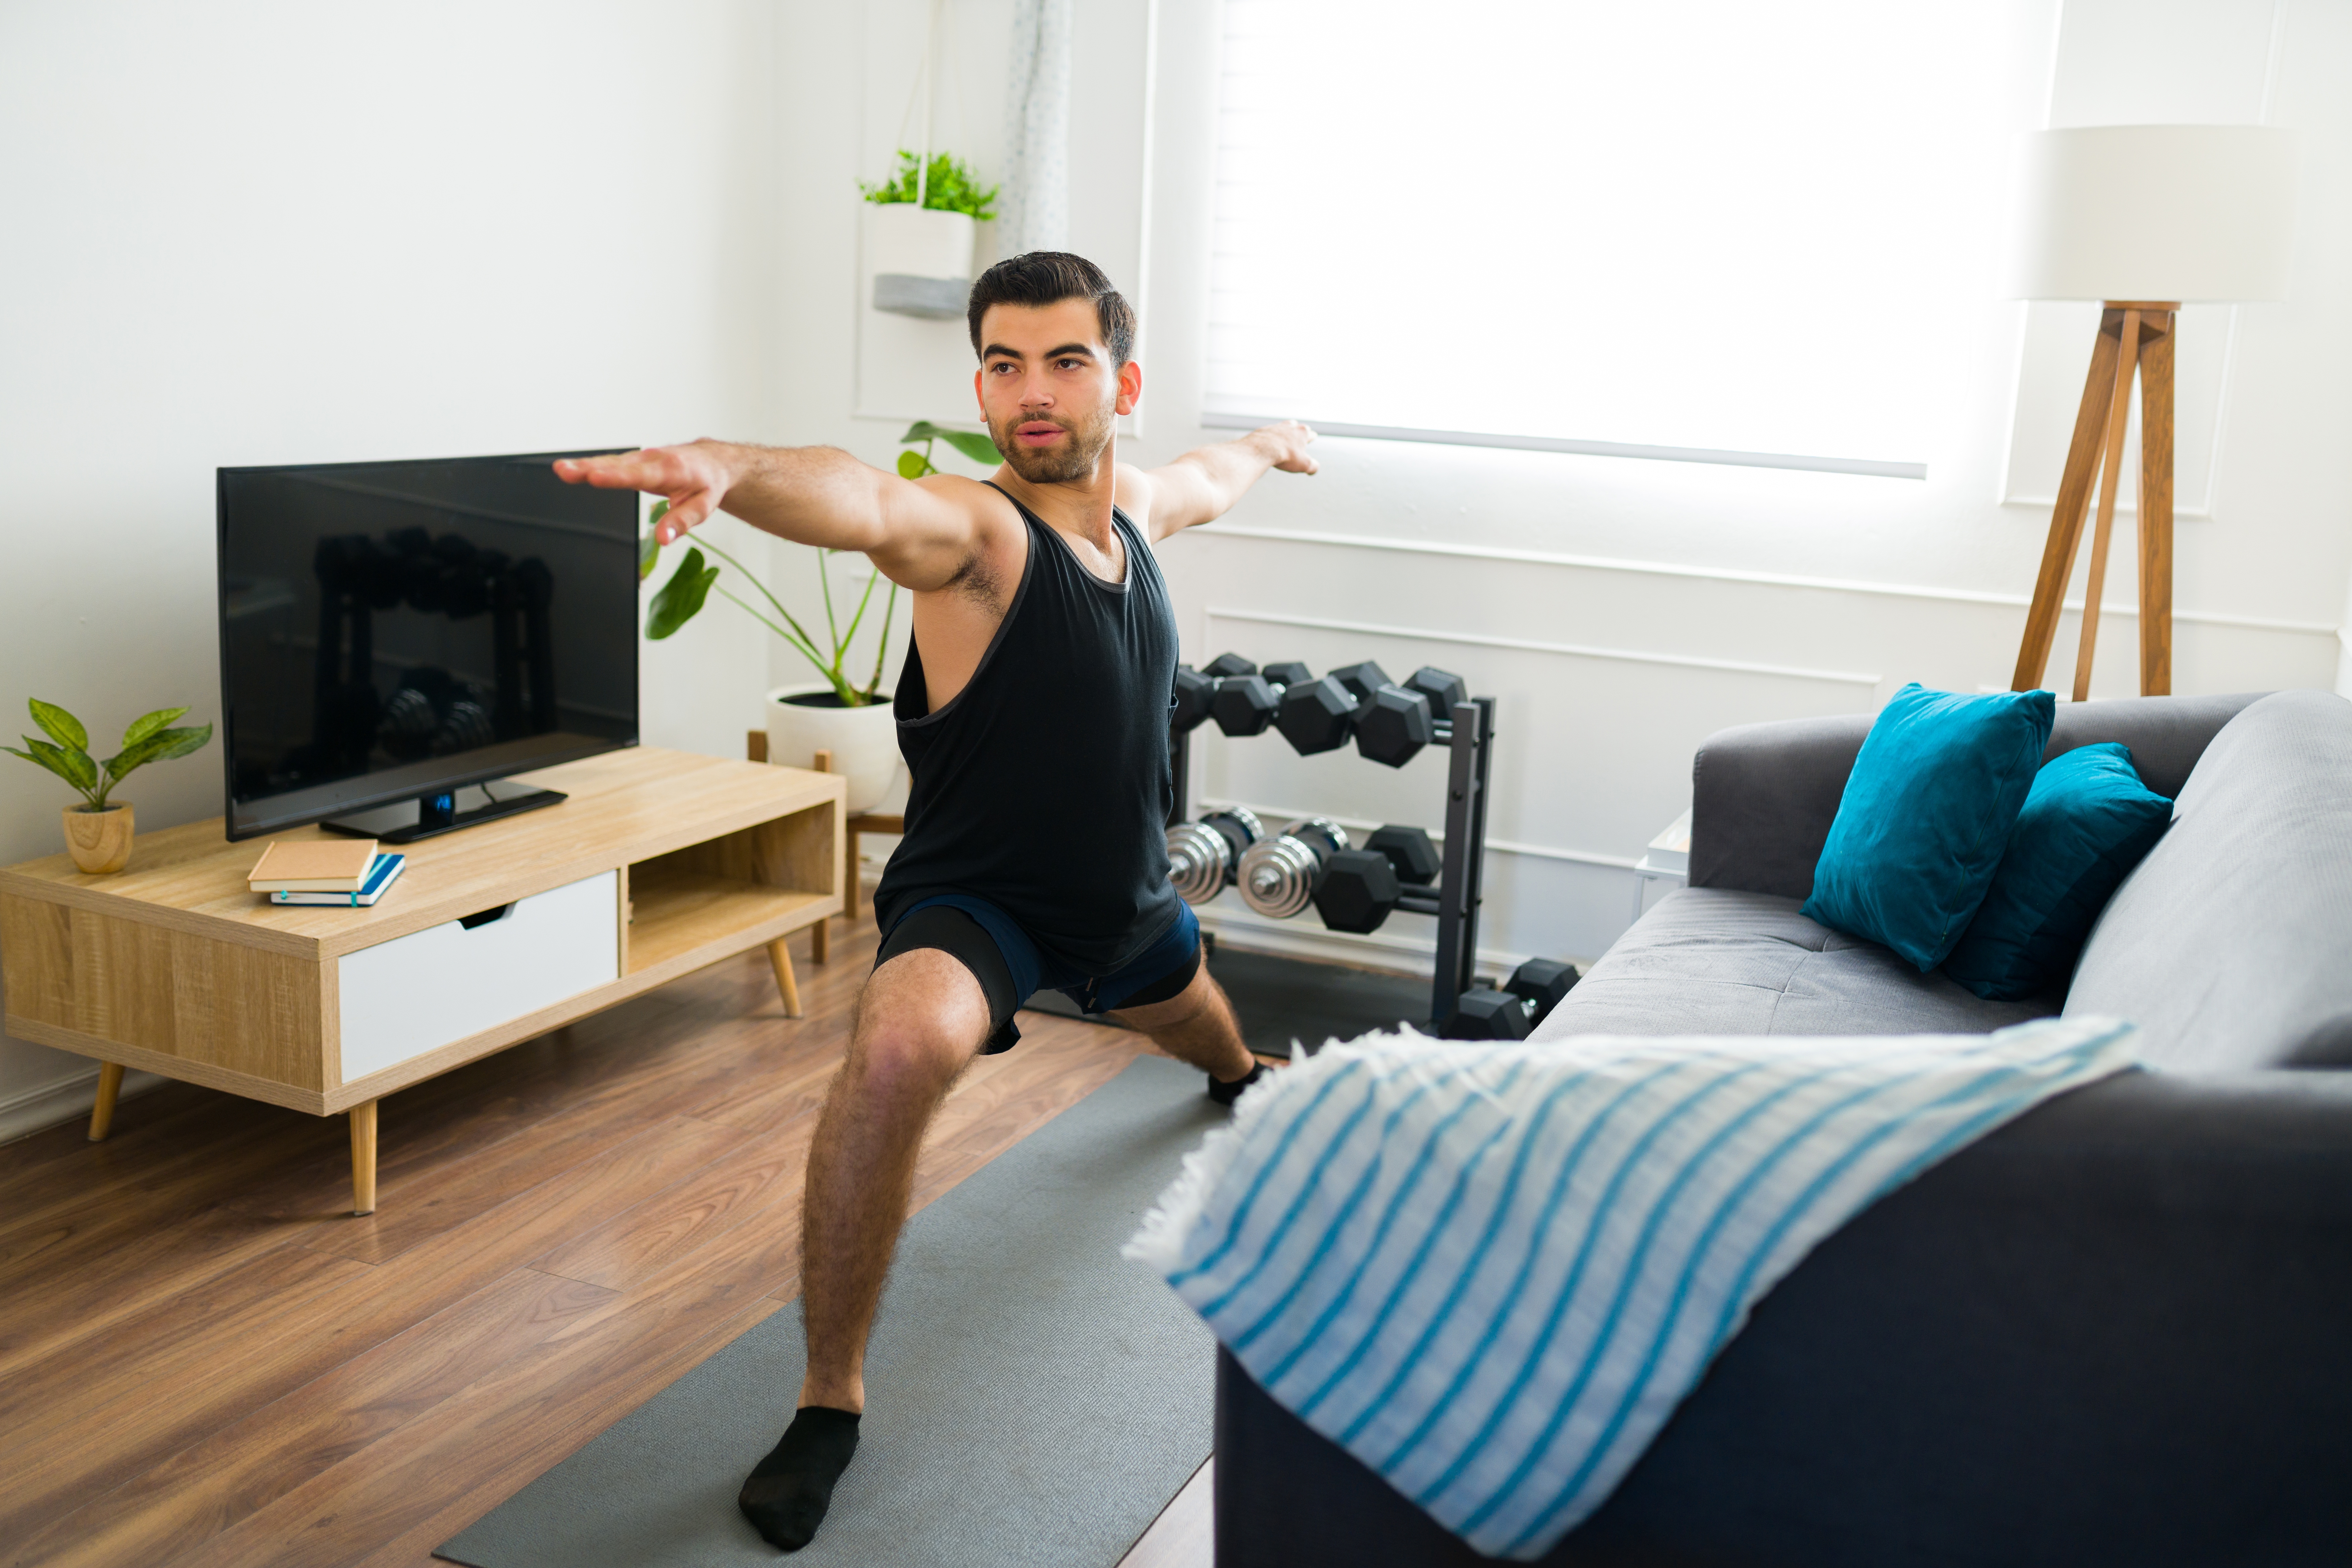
[554,442,736,544]
[1254,420,1319,475]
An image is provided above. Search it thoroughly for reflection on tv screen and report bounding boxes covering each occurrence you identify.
[219,454,638,817]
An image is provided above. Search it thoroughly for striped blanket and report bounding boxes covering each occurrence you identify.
[1128,1016,2138,1559]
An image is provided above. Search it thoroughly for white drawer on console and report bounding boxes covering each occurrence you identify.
[337,870,621,1083]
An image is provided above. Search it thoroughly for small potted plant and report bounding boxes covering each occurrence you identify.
[862,149,998,318]
[6,700,213,874]
[642,421,999,811]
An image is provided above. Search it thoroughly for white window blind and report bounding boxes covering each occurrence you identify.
[1206,1,2038,477]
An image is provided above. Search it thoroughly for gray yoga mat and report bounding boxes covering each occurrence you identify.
[437,1054,1222,1568]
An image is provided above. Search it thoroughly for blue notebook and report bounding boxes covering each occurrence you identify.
[270,852,404,906]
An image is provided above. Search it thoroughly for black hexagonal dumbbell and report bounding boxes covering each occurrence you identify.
[1407,665,1468,717]
[1275,675,1359,754]
[1211,673,1282,736]
[1440,985,1536,1040]
[1366,824,1441,884]
[1326,660,1392,705]
[1504,957,1579,1027]
[1309,824,1440,933]
[1356,665,1471,767]
[1311,848,1399,933]
[1171,665,1217,734]
[1203,652,1257,680]
[1262,660,1312,690]
[1355,684,1433,767]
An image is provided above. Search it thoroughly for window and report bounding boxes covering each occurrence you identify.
[1205,1,2042,477]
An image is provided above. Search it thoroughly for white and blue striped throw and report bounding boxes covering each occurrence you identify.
[1128,1016,2138,1559]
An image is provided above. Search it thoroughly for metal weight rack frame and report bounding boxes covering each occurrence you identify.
[1169,694,1498,1031]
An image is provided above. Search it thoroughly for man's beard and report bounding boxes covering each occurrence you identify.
[988,399,1115,485]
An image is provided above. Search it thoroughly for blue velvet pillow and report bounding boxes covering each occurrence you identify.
[1801,683,2056,972]
[1942,742,2173,1001]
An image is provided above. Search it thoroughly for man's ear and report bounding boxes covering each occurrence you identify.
[973,366,985,414]
[1115,358,1143,418]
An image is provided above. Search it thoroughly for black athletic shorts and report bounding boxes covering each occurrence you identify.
[873,894,1202,1054]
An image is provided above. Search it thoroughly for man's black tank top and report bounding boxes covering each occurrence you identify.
[871,484,1182,973]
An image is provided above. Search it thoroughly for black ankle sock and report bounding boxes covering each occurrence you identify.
[1208,1061,1269,1106]
[739,1405,860,1552]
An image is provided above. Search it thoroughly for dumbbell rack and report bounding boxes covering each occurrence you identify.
[1169,694,1498,1031]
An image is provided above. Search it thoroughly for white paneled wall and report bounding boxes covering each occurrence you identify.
[757,0,2352,985]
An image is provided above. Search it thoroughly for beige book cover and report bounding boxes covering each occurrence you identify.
[247,838,379,891]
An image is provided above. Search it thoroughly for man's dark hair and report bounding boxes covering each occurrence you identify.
[966,251,1136,367]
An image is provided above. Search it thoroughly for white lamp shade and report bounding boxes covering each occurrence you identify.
[2006,126,2297,302]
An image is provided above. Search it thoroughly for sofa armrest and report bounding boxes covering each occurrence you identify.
[1686,712,1870,900]
[1214,1069,2352,1568]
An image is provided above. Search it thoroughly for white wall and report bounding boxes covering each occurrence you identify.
[1140,0,2352,972]
[760,0,2349,983]
[0,1,783,1138]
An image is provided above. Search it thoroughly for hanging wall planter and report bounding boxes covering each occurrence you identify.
[867,202,977,320]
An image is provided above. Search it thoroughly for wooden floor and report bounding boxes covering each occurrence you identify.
[0,908,1217,1567]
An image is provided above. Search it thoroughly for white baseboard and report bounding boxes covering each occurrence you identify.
[0,1063,170,1148]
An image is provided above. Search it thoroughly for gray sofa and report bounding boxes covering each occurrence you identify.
[1216,689,2352,1567]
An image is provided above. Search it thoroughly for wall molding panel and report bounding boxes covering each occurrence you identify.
[1196,525,2340,639]
[1203,606,1883,688]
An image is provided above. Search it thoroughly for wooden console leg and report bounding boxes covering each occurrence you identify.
[350,1100,379,1216]
[809,749,835,963]
[88,1062,125,1142]
[767,936,803,1019]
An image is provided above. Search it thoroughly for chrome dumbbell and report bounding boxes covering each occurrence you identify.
[1236,817,1351,919]
[1166,807,1264,906]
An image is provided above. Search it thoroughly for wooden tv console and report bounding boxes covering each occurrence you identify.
[0,746,844,1215]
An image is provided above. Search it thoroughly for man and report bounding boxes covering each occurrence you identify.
[555,251,1316,1552]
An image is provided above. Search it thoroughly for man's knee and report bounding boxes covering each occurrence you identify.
[850,949,994,1094]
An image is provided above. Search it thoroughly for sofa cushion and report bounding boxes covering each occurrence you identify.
[1801,685,2056,971]
[2066,689,2352,1071]
[1531,887,2053,1042]
[1943,742,2173,1002]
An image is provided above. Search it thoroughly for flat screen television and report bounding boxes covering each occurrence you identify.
[217,449,639,842]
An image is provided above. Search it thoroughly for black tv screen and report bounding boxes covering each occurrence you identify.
[217,450,639,840]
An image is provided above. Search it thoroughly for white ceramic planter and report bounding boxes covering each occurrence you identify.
[766,685,904,813]
[866,202,975,280]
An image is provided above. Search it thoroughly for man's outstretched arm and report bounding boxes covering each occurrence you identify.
[555,440,985,591]
[1130,421,1318,542]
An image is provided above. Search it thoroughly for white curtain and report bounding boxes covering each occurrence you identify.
[1000,0,1071,256]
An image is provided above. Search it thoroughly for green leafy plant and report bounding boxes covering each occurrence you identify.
[641,423,1001,706]
[859,150,999,221]
[5,699,212,812]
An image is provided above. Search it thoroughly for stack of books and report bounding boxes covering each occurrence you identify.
[247,838,406,906]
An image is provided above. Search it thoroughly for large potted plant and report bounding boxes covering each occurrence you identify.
[643,422,999,811]
[862,149,998,319]
[5,699,213,874]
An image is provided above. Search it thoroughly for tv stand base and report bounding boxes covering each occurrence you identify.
[321,782,567,844]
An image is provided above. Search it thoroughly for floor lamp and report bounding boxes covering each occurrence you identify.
[2008,126,2295,699]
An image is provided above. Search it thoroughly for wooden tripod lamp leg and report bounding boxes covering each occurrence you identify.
[2014,309,2126,692]
[88,1062,125,1142]
[2138,310,2177,695]
[2071,309,2143,702]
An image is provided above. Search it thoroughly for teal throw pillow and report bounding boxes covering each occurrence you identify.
[1943,742,2173,1001]
[1801,683,2056,972]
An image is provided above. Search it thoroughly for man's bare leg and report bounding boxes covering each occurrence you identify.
[740,948,992,1551]
[1111,962,1264,1085]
